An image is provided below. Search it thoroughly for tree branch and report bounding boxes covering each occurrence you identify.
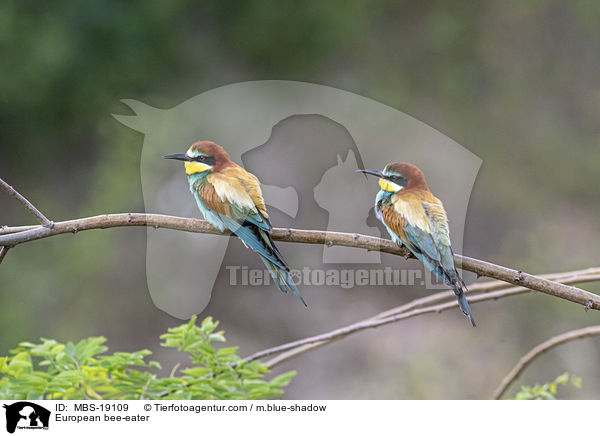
[0,246,9,265]
[492,325,600,399]
[3,197,600,395]
[446,266,600,297]
[1,212,598,311]
[4,185,600,400]
[0,225,39,235]
[244,287,530,365]
[0,178,53,228]
[374,268,600,321]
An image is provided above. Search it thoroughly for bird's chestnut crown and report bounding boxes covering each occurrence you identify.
[163,140,229,175]
[357,162,429,193]
[183,147,216,175]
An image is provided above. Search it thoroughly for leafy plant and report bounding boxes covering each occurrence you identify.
[511,372,582,400]
[0,316,295,400]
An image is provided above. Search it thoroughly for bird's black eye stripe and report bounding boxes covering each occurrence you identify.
[192,155,216,166]
[389,175,407,186]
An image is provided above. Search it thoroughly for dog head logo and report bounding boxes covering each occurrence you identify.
[3,402,50,433]
[114,80,481,318]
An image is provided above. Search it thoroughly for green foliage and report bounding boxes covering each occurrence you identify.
[511,373,582,400]
[0,316,295,400]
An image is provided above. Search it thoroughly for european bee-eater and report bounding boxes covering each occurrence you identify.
[358,163,476,326]
[165,141,306,306]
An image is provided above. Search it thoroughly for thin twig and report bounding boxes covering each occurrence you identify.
[492,326,600,400]
[374,270,600,321]
[0,213,598,311]
[245,287,530,364]
[0,178,53,228]
[265,342,328,368]
[0,225,39,235]
[169,362,181,378]
[260,270,600,368]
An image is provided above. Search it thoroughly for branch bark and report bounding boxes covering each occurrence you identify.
[0,178,54,229]
[0,246,9,265]
[492,325,600,399]
[1,213,598,311]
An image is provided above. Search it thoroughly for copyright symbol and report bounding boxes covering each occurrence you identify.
[144,404,152,411]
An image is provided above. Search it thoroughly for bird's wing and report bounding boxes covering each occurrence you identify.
[383,194,441,262]
[197,166,292,269]
[380,204,408,243]
[208,167,305,304]
[206,166,271,231]
[383,192,473,325]
[237,170,269,219]
[421,199,455,270]
[421,198,473,325]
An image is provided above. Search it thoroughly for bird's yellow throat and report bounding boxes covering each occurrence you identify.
[185,161,212,175]
[379,178,402,193]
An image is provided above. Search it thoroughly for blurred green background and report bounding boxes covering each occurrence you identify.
[1,0,599,399]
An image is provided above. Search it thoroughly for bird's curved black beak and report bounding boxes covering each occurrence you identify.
[163,153,190,161]
[356,169,384,178]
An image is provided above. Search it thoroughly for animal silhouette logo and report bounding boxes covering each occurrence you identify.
[3,402,50,433]
[314,150,381,263]
[242,114,370,265]
[113,80,481,318]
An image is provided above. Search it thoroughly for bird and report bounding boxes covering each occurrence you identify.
[164,140,306,306]
[358,163,476,326]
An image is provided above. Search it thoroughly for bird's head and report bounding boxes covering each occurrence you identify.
[357,162,428,193]
[164,141,230,175]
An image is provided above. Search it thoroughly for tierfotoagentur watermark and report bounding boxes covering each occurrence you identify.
[227,266,448,290]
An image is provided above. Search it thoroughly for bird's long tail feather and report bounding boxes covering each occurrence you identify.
[261,257,307,307]
[456,290,476,327]
[227,218,307,307]
[448,272,476,327]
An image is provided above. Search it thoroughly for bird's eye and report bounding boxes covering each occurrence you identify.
[191,154,215,166]
[390,175,406,185]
